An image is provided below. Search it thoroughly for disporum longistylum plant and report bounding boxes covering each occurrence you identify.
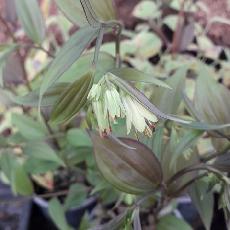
[0,0,230,229]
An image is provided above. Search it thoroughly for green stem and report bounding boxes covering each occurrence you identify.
[201,143,230,163]
[170,173,208,197]
[167,164,228,186]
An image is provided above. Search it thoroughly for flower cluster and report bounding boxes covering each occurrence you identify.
[87,73,158,137]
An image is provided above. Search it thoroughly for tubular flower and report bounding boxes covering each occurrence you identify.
[88,78,124,136]
[121,94,158,136]
[87,73,158,136]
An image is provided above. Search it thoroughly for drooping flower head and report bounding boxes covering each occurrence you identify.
[88,72,158,136]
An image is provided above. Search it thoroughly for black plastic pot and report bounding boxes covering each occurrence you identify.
[175,195,227,230]
[33,196,97,229]
[0,182,32,230]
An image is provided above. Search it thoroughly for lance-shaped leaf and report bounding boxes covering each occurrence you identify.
[23,142,65,166]
[57,52,115,84]
[15,0,45,43]
[194,64,230,134]
[151,66,187,114]
[0,153,34,196]
[89,0,117,22]
[11,113,47,140]
[110,67,171,89]
[90,132,163,195]
[56,0,116,26]
[157,215,192,230]
[40,25,99,102]
[160,128,199,195]
[48,198,73,230]
[169,129,203,170]
[194,67,230,124]
[189,180,214,230]
[50,72,93,124]
[11,162,34,196]
[13,83,68,107]
[183,93,230,131]
[55,0,87,26]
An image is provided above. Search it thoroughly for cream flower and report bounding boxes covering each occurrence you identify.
[88,73,158,136]
[91,100,110,136]
[121,94,158,136]
[103,87,125,119]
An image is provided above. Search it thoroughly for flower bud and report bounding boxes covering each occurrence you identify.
[90,132,163,195]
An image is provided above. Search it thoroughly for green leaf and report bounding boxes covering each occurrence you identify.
[11,83,69,107]
[15,0,45,43]
[133,31,162,58]
[91,180,109,195]
[0,151,16,180]
[40,25,99,101]
[90,132,162,195]
[0,152,33,195]
[151,66,187,114]
[189,180,214,230]
[79,214,91,230]
[65,147,93,166]
[133,0,160,20]
[11,113,47,140]
[194,64,230,134]
[170,129,203,170]
[151,126,164,158]
[57,52,115,84]
[24,158,59,174]
[23,142,64,166]
[157,215,192,230]
[110,67,171,89]
[55,0,87,26]
[11,162,34,196]
[48,198,73,230]
[13,83,68,107]
[50,72,93,124]
[67,128,92,148]
[183,93,200,120]
[90,0,117,22]
[64,184,87,210]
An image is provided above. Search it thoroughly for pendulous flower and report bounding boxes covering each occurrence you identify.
[121,94,158,136]
[87,73,158,136]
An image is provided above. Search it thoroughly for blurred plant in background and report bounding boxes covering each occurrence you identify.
[0,0,230,229]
